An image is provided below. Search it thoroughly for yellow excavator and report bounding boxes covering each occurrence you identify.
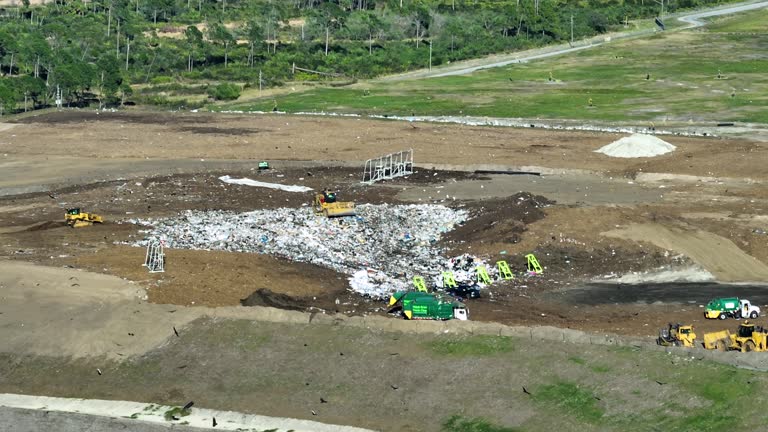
[657,323,697,348]
[313,189,356,218]
[65,208,104,228]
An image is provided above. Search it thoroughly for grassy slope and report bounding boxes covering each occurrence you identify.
[219,11,768,125]
[1,318,767,432]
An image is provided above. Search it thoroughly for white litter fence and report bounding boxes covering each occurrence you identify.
[143,240,165,273]
[362,149,414,183]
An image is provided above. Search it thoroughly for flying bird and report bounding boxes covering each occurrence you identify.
[311,410,317,416]
[183,401,194,410]
[655,381,666,386]
[390,384,399,390]
[212,417,217,427]
[96,368,102,376]
[320,398,328,404]
[522,387,531,395]
[173,326,179,337]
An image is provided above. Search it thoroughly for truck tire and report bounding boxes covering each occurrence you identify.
[742,341,756,353]
[750,312,759,319]
[719,313,728,320]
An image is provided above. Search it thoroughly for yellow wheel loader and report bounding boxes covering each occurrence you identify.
[703,321,768,352]
[657,323,696,348]
[313,189,356,218]
[65,208,104,228]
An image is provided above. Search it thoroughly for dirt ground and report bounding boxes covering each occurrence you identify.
[2,110,768,344]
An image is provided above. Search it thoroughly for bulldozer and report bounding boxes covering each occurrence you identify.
[313,189,356,218]
[657,323,696,347]
[703,321,768,352]
[65,208,104,228]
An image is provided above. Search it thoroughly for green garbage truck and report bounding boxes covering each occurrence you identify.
[388,291,468,321]
[705,297,760,320]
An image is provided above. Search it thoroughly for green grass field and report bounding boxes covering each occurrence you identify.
[219,11,768,125]
[2,318,768,432]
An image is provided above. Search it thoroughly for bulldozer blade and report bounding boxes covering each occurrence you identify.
[325,208,356,217]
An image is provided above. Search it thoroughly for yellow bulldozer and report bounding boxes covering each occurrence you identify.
[703,321,768,352]
[313,189,356,218]
[657,323,697,348]
[65,208,104,228]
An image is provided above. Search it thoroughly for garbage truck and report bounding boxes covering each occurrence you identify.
[704,297,760,320]
[388,291,468,321]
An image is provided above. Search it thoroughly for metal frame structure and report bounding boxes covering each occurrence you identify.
[144,240,165,273]
[362,149,414,183]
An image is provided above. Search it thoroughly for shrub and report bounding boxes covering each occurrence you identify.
[206,83,241,101]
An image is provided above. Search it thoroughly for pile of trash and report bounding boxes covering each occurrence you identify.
[133,204,490,298]
[595,133,676,158]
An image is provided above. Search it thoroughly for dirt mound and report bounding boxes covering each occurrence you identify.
[25,221,68,231]
[240,288,309,311]
[444,192,553,245]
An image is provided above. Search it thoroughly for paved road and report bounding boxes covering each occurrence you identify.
[382,0,768,80]
[555,282,768,305]
[1,406,209,432]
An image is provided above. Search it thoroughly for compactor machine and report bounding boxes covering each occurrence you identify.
[313,189,356,217]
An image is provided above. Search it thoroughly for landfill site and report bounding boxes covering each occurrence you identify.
[2,110,768,430]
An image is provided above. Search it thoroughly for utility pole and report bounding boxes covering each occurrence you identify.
[259,69,263,92]
[570,15,574,44]
[428,39,432,71]
[125,38,130,70]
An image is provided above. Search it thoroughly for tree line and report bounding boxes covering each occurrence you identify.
[0,0,740,112]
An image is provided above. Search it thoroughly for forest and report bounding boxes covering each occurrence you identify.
[0,0,740,112]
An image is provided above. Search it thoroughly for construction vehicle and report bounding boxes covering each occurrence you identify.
[313,189,356,217]
[704,321,768,352]
[704,297,760,320]
[656,323,696,348]
[65,208,104,228]
[388,291,468,321]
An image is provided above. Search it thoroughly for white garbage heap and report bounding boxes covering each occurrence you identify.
[133,204,492,298]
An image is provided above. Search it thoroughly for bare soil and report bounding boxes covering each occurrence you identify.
[2,110,768,342]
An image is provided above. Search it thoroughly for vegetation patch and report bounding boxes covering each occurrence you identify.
[163,406,192,421]
[533,382,603,422]
[427,335,513,356]
[442,415,520,432]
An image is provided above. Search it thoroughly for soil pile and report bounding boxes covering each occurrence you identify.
[240,288,309,311]
[595,134,676,158]
[444,192,553,245]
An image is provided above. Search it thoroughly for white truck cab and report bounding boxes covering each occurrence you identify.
[740,299,761,319]
[453,307,469,321]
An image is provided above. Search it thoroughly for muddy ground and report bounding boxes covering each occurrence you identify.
[2,110,768,341]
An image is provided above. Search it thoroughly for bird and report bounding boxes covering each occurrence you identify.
[212,417,217,427]
[172,415,180,421]
[177,365,188,369]
[594,396,601,401]
[390,384,399,390]
[655,381,666,385]
[339,352,344,356]
[320,398,328,404]
[183,401,194,410]
[96,368,102,375]
[71,283,80,287]
[522,387,531,395]
[311,410,317,416]
[173,326,179,337]
[48,193,56,199]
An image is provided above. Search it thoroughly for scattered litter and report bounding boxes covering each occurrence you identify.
[595,134,676,158]
[133,204,484,298]
[218,175,312,192]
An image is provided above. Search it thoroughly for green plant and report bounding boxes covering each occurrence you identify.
[207,83,241,101]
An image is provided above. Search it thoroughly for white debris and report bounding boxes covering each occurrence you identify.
[134,204,473,298]
[595,134,676,158]
[218,175,313,192]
